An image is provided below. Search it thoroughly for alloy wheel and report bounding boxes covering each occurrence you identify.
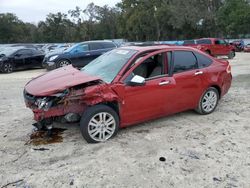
[87,112,116,142]
[3,63,13,73]
[59,60,70,67]
[201,90,218,113]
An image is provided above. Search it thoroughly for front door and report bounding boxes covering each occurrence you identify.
[118,51,176,126]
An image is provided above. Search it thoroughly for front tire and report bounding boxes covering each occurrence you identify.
[196,87,219,115]
[57,59,70,68]
[80,105,119,143]
[2,62,14,73]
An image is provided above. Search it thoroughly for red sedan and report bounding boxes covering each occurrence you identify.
[24,46,232,143]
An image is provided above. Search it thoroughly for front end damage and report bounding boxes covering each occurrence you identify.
[24,81,120,130]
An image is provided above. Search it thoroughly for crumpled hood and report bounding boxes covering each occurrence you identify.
[25,65,101,96]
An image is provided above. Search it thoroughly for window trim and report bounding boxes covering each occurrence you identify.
[121,49,170,83]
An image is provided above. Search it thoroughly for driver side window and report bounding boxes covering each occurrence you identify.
[132,53,165,80]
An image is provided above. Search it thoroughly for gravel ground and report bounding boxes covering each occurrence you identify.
[0,53,250,188]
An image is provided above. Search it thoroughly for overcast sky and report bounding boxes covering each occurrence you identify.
[0,0,121,23]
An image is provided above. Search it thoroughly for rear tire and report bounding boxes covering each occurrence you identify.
[2,62,14,73]
[195,87,219,115]
[80,105,119,143]
[228,51,235,59]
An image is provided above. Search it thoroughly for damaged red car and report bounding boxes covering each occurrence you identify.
[24,46,232,143]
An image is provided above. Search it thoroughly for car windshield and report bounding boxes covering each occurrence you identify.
[81,49,137,83]
[0,48,18,57]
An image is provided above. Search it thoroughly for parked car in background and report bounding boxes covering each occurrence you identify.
[0,47,44,73]
[9,43,41,50]
[184,38,236,59]
[42,48,68,67]
[244,44,250,52]
[24,45,232,143]
[230,40,244,52]
[43,40,117,70]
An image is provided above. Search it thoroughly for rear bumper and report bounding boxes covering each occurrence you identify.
[221,73,232,97]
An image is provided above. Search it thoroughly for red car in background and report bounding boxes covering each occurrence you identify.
[244,44,250,52]
[24,46,232,143]
[184,38,236,59]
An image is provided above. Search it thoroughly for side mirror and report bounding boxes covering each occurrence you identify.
[127,75,145,86]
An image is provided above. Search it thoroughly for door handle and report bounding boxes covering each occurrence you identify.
[86,53,91,56]
[195,71,203,75]
[159,81,170,86]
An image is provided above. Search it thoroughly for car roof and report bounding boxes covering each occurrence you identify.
[80,40,114,44]
[198,38,224,40]
[120,45,200,53]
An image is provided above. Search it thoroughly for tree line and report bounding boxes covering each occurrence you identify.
[0,0,250,43]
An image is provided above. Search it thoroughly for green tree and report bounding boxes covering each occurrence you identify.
[217,0,250,38]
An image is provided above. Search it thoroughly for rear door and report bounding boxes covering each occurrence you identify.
[27,49,44,67]
[89,42,106,60]
[70,43,90,67]
[170,50,205,111]
[23,49,39,67]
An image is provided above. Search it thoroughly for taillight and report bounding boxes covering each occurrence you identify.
[226,64,231,73]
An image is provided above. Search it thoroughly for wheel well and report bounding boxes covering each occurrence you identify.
[210,85,221,98]
[103,101,120,116]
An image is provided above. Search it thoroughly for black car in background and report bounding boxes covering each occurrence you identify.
[43,41,117,70]
[0,47,44,73]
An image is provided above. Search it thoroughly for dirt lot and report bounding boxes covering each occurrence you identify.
[0,53,250,188]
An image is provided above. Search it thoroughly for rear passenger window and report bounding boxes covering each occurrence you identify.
[173,51,197,73]
[102,42,116,49]
[89,43,104,50]
[194,52,213,68]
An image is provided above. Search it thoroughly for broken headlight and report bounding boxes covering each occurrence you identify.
[34,90,69,110]
[35,97,52,110]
